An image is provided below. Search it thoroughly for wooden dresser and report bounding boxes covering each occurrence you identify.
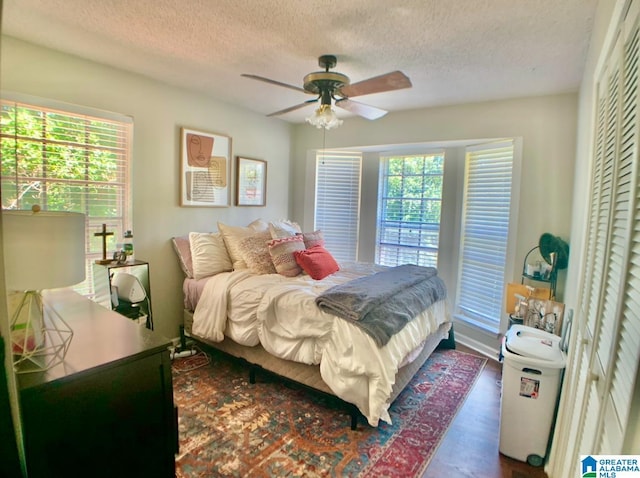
[16,289,176,478]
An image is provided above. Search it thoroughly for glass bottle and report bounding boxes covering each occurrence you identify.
[123,230,134,263]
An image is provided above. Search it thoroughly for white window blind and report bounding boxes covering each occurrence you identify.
[314,151,362,262]
[376,153,444,267]
[455,141,514,333]
[0,98,133,296]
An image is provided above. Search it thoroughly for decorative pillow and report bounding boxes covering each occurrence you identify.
[293,245,340,280]
[188,232,233,280]
[269,219,302,239]
[171,235,194,278]
[267,235,305,277]
[238,231,277,275]
[218,219,269,269]
[299,230,325,249]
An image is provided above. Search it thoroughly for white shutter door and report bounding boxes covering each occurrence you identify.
[580,94,607,333]
[593,51,621,350]
[556,6,640,473]
[557,93,607,470]
[577,28,624,459]
[550,2,640,475]
[599,13,640,452]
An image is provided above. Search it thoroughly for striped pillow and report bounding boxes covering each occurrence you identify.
[267,235,305,277]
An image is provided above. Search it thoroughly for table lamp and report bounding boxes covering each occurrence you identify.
[2,207,86,373]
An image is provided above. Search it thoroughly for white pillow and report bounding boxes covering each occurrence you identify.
[269,219,302,239]
[218,219,269,269]
[188,232,233,280]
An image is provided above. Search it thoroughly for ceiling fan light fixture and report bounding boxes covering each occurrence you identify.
[243,55,409,123]
[306,104,343,130]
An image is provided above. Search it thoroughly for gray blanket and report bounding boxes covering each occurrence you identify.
[315,264,447,346]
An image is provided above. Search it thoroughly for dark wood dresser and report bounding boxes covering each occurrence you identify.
[16,289,176,478]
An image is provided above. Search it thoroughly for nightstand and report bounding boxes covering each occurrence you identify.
[17,289,176,478]
[93,260,153,329]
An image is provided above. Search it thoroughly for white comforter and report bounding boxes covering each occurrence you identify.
[192,262,450,426]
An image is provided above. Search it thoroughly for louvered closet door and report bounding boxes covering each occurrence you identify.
[599,7,640,451]
[559,58,612,466]
[549,3,640,475]
[576,30,623,459]
[574,0,640,463]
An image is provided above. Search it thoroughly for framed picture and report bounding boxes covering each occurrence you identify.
[180,127,231,207]
[235,156,267,206]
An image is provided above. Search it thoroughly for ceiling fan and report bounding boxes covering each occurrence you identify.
[242,55,412,127]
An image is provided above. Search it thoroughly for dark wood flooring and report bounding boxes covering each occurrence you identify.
[424,345,549,478]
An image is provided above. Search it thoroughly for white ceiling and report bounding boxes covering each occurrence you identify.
[1,0,598,124]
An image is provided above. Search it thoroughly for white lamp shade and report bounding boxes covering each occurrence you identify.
[3,210,86,291]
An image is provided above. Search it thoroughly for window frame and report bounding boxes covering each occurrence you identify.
[0,92,133,296]
[453,140,518,334]
[376,151,445,268]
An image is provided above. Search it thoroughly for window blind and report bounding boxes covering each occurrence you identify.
[0,98,133,296]
[455,141,514,333]
[314,151,362,262]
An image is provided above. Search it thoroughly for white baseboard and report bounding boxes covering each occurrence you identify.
[455,333,501,362]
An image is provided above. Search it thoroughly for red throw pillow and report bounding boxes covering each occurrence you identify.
[293,245,339,280]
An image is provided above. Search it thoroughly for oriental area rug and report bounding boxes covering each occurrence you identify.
[172,347,486,478]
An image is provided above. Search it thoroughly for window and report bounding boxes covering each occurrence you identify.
[314,151,362,262]
[454,141,514,333]
[376,153,444,267]
[0,97,133,296]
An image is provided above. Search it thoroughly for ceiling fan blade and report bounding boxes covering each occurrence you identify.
[241,74,307,94]
[266,99,317,117]
[339,71,411,98]
[335,98,388,120]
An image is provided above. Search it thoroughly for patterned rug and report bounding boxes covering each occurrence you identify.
[173,348,486,478]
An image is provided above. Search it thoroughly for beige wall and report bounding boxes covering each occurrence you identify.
[1,36,294,340]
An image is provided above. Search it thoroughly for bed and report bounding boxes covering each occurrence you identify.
[172,219,453,428]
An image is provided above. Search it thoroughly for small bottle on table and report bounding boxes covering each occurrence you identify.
[123,230,135,263]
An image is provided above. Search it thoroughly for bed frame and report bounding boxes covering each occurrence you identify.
[181,309,453,429]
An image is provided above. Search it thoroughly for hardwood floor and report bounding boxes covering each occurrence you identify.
[425,345,549,478]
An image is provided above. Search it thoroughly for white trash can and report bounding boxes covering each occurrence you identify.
[499,324,566,466]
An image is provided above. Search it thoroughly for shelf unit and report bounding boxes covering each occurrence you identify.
[521,246,556,299]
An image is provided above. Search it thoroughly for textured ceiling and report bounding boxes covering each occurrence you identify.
[1,0,598,123]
